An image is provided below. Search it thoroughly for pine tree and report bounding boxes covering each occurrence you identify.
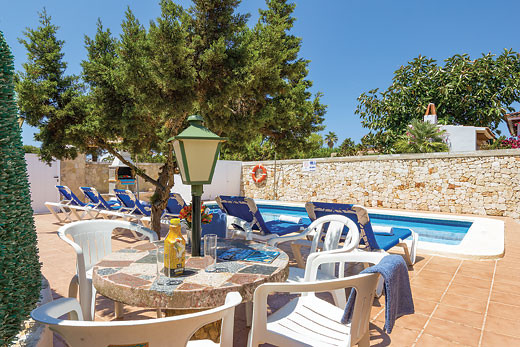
[0,30,41,345]
[15,9,86,163]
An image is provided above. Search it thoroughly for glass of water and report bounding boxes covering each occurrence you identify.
[204,234,218,272]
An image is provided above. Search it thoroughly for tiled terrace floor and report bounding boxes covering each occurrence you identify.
[35,212,520,346]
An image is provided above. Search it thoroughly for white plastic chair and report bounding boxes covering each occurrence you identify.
[248,252,386,347]
[31,292,242,347]
[268,215,361,306]
[58,220,158,321]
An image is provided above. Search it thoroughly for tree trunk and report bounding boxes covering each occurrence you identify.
[150,147,175,239]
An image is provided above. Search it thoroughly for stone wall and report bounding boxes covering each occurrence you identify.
[241,149,520,219]
[60,155,163,197]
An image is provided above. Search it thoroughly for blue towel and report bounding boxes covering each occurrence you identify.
[342,254,414,333]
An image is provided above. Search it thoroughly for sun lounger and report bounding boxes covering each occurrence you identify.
[215,195,307,241]
[45,185,99,222]
[306,202,418,265]
[80,186,121,211]
[163,193,186,219]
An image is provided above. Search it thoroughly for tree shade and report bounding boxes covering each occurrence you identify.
[0,31,41,345]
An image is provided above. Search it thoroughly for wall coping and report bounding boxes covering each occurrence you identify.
[242,149,520,166]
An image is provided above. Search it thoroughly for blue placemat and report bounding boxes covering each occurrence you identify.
[217,248,279,264]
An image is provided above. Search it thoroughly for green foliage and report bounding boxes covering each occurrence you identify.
[393,119,449,153]
[23,145,40,154]
[356,51,520,151]
[0,31,41,345]
[15,9,86,163]
[16,1,324,232]
[480,135,509,150]
[324,131,338,149]
[338,137,357,156]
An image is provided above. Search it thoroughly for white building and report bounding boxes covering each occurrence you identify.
[423,103,495,152]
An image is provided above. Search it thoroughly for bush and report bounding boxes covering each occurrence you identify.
[0,31,41,345]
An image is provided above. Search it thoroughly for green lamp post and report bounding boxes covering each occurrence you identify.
[168,115,227,256]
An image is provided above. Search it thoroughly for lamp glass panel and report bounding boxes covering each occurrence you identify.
[183,139,219,182]
[172,140,187,182]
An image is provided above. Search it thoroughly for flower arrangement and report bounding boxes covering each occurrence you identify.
[178,203,213,229]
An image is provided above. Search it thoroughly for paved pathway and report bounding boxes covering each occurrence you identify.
[35,213,520,346]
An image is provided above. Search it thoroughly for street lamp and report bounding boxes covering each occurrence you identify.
[168,115,226,256]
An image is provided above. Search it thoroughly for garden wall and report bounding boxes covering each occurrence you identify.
[60,154,162,198]
[241,149,520,220]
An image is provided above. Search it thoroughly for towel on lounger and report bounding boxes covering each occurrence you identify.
[342,254,414,333]
[278,214,302,224]
[372,225,394,235]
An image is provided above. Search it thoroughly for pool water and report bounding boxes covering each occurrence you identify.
[208,202,473,245]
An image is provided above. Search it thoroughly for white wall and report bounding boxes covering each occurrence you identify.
[171,160,242,202]
[441,125,477,152]
[25,154,60,213]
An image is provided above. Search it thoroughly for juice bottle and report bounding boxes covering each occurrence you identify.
[164,218,186,276]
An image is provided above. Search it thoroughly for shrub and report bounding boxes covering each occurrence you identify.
[0,31,41,345]
[393,119,449,153]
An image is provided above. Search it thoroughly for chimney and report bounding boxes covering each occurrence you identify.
[424,103,437,124]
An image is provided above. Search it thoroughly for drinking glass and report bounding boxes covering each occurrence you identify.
[154,241,174,285]
[204,234,218,272]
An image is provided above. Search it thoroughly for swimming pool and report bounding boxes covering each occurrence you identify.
[207,199,504,259]
[221,203,472,246]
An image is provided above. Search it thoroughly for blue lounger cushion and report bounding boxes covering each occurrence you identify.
[216,196,306,237]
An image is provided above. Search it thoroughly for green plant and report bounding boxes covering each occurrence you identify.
[356,51,520,152]
[23,145,40,154]
[0,30,41,345]
[480,135,510,150]
[324,131,338,149]
[393,119,449,153]
[338,137,357,156]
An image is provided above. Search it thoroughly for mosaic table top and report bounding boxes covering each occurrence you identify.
[92,239,289,310]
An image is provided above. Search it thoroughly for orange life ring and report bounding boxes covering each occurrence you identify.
[251,164,267,183]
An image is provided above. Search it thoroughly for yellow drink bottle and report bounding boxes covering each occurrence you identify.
[164,218,186,276]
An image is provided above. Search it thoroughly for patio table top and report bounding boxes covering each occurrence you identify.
[92,238,289,310]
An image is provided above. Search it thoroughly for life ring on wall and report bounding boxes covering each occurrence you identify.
[251,164,267,183]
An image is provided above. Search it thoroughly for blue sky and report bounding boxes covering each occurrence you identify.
[1,0,518,147]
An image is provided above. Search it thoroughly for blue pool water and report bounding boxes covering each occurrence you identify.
[208,202,473,245]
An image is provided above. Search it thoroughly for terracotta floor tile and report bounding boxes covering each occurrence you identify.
[447,282,490,300]
[490,289,520,306]
[494,262,520,274]
[372,326,419,347]
[460,260,496,270]
[480,330,520,346]
[484,315,520,338]
[451,273,492,290]
[440,292,488,313]
[370,305,384,320]
[486,301,520,321]
[423,317,481,346]
[492,280,519,295]
[415,269,454,282]
[415,333,470,347]
[421,260,460,275]
[456,266,494,280]
[413,298,438,316]
[493,272,520,287]
[375,311,428,331]
[411,277,450,289]
[411,285,444,302]
[432,304,484,329]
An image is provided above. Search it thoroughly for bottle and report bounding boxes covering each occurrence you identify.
[164,218,186,276]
